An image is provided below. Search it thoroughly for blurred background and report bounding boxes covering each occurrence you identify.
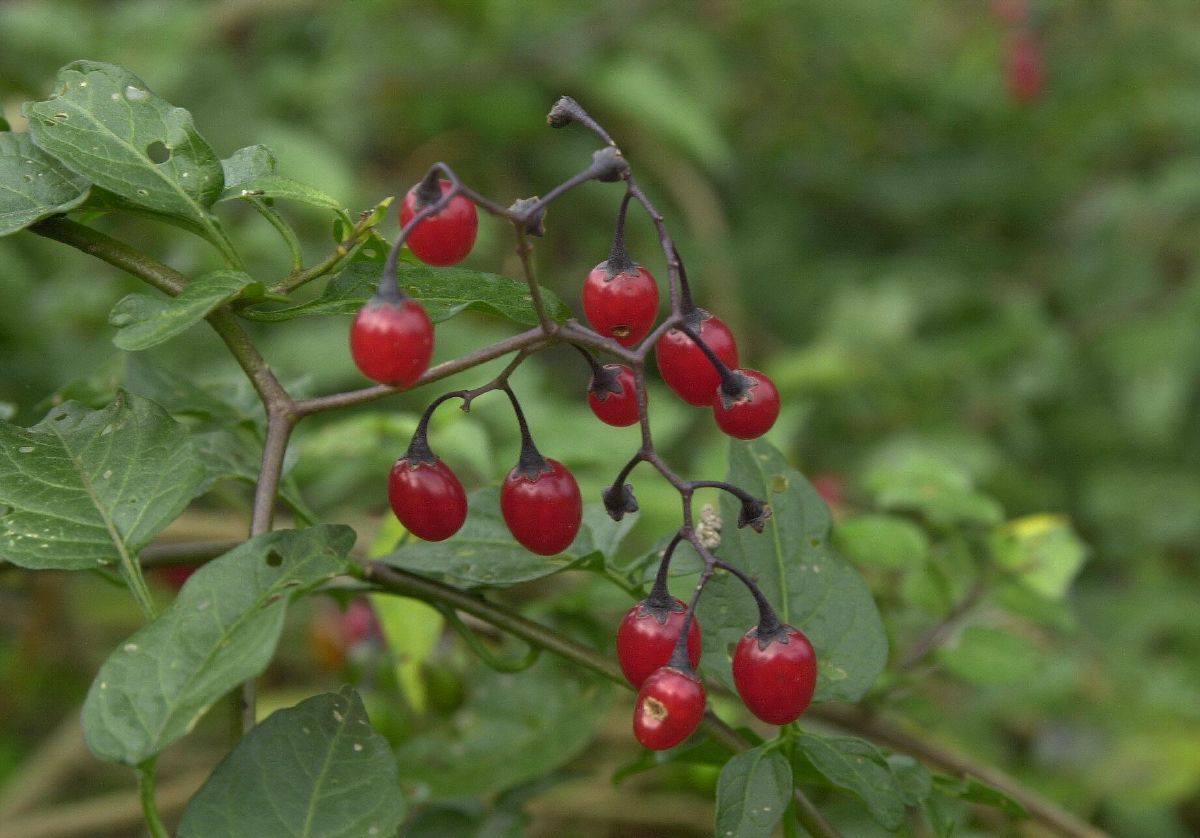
[1,1,1198,835]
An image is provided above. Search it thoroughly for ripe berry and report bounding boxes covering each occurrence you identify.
[350,296,434,387]
[583,262,659,347]
[400,179,478,266]
[500,458,582,556]
[633,666,706,750]
[588,364,640,427]
[1005,30,1044,105]
[655,310,739,406]
[712,368,780,440]
[617,597,702,687]
[732,624,818,726]
[388,456,468,542]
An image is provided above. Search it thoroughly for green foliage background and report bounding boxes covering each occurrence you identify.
[1,1,1198,835]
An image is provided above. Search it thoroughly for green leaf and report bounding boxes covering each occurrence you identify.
[177,687,405,838]
[0,131,90,235]
[834,513,930,571]
[935,625,1044,686]
[239,261,571,326]
[82,525,354,765]
[714,745,792,838]
[220,173,347,211]
[697,440,887,702]
[219,144,277,190]
[380,488,608,588]
[795,733,910,830]
[108,270,256,350]
[0,392,206,570]
[991,513,1088,600]
[191,426,315,524]
[863,445,1003,527]
[24,61,224,224]
[933,774,1029,819]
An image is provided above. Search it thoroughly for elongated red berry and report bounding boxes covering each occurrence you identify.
[712,368,780,440]
[616,597,702,687]
[388,456,468,542]
[732,624,817,726]
[400,179,478,266]
[655,311,738,406]
[583,262,659,347]
[500,458,582,556]
[588,364,640,427]
[350,296,434,387]
[633,666,706,750]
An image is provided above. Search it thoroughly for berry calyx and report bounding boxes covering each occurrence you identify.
[732,624,818,726]
[349,295,434,387]
[400,177,478,266]
[655,309,739,406]
[588,364,640,427]
[388,456,468,542]
[712,368,780,440]
[633,666,706,750]
[500,458,582,555]
[617,597,702,687]
[583,262,660,347]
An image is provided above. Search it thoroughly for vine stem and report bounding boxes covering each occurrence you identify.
[136,759,168,838]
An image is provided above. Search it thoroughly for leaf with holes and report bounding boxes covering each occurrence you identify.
[239,261,571,326]
[696,439,887,702]
[795,733,914,830]
[714,744,792,838]
[177,686,405,838]
[0,131,90,236]
[23,61,223,224]
[0,392,206,571]
[108,270,257,350]
[82,525,354,765]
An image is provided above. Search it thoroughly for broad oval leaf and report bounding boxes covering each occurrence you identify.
[177,686,405,838]
[0,392,206,570]
[696,439,887,702]
[239,261,571,326]
[82,525,354,765]
[219,144,277,190]
[714,745,792,838]
[23,61,223,223]
[108,270,256,350]
[795,733,919,831]
[0,131,90,235]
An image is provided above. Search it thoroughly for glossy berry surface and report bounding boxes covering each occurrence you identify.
[588,364,640,427]
[388,457,468,542]
[583,262,659,347]
[616,598,702,687]
[633,666,706,750]
[655,311,739,406]
[350,297,434,387]
[500,458,582,556]
[400,179,478,266]
[732,625,817,726]
[712,368,780,440]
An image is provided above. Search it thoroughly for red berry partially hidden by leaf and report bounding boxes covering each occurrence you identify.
[732,625,817,726]
[583,262,659,347]
[616,598,702,687]
[633,666,706,750]
[712,368,780,440]
[388,457,468,542]
[656,311,739,406]
[350,297,434,387]
[588,364,640,427]
[500,458,582,556]
[400,179,478,266]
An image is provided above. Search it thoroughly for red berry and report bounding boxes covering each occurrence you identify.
[588,364,640,427]
[500,458,582,556]
[616,598,702,687]
[712,368,780,440]
[655,311,739,406]
[388,456,468,542]
[732,625,817,726]
[350,297,434,387]
[1005,30,1044,105]
[583,262,659,347]
[400,179,478,266]
[633,666,706,750]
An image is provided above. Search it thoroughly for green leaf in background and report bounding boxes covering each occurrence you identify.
[108,270,256,350]
[0,392,206,570]
[935,624,1044,686]
[833,513,930,571]
[82,525,354,765]
[991,513,1088,600]
[23,61,224,222]
[714,744,792,838]
[863,444,1004,528]
[795,733,920,830]
[239,260,571,326]
[697,439,887,702]
[0,131,90,235]
[177,686,406,838]
[933,774,1029,820]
